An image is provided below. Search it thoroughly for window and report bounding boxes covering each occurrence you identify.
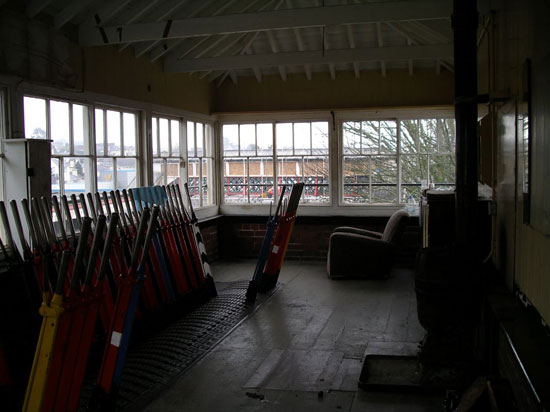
[222,121,330,204]
[222,123,273,204]
[152,116,183,187]
[0,89,5,202]
[187,121,214,208]
[277,122,330,203]
[342,118,455,204]
[23,97,140,196]
[24,96,95,196]
[95,108,139,192]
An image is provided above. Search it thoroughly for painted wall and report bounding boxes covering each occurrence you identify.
[81,47,213,115]
[0,6,213,115]
[488,0,550,324]
[213,69,454,113]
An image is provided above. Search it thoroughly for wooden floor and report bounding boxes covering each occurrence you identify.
[143,259,443,411]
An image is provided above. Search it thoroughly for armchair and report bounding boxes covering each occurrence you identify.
[327,210,409,279]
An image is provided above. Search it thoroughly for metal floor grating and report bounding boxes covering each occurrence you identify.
[79,280,275,411]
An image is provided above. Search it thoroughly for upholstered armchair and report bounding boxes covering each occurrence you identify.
[327,210,409,279]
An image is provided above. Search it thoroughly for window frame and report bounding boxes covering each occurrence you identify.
[338,108,456,207]
[187,120,215,209]
[151,113,184,188]
[220,118,331,206]
[93,105,140,193]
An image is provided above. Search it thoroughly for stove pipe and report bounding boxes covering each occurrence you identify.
[452,0,479,251]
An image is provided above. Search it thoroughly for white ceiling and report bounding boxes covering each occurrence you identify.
[26,0,457,86]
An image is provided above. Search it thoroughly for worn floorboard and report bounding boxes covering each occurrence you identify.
[143,260,443,412]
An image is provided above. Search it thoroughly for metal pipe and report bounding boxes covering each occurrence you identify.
[452,0,478,251]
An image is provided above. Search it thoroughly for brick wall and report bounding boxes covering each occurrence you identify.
[205,215,419,263]
[199,224,219,262]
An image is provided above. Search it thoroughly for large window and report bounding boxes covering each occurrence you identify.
[152,116,183,187]
[24,97,140,195]
[222,121,329,204]
[24,96,95,196]
[187,121,214,208]
[342,118,455,204]
[94,108,138,192]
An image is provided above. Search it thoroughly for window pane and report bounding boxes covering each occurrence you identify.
[188,158,200,206]
[223,158,247,204]
[372,186,398,204]
[159,118,169,156]
[401,186,422,204]
[249,157,273,201]
[294,122,310,155]
[167,158,181,185]
[171,120,180,156]
[401,154,428,202]
[187,121,195,157]
[343,121,361,154]
[73,104,89,155]
[240,124,256,156]
[95,109,105,155]
[277,157,301,197]
[196,123,204,157]
[51,158,60,196]
[371,156,397,184]
[361,121,379,154]
[276,123,293,155]
[430,154,455,186]
[152,117,158,156]
[371,156,398,203]
[400,120,418,153]
[303,156,329,204]
[438,119,455,153]
[65,157,92,195]
[401,154,428,184]
[343,156,370,204]
[50,100,70,155]
[153,158,165,186]
[97,158,114,191]
[201,158,210,207]
[24,97,47,139]
[123,112,137,156]
[117,158,137,189]
[312,122,328,155]
[380,121,397,153]
[418,119,437,153]
[223,124,238,156]
[257,123,273,156]
[106,110,121,156]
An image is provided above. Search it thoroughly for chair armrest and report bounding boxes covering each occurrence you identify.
[333,227,383,239]
[327,232,393,278]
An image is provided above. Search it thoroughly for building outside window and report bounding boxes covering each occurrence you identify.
[152,115,183,187]
[187,121,214,208]
[222,121,329,205]
[342,118,455,204]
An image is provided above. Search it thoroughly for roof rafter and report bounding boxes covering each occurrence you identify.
[165,44,453,73]
[385,21,454,72]
[55,0,95,29]
[150,0,265,63]
[80,1,452,47]
[346,25,360,79]
[267,30,287,82]
[132,0,226,57]
[26,0,55,18]
[376,22,387,77]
